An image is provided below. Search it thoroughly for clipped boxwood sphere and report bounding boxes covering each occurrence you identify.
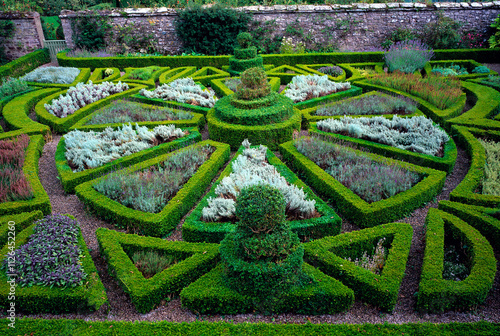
[236,184,286,233]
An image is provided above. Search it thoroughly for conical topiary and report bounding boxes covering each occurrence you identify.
[228,32,264,75]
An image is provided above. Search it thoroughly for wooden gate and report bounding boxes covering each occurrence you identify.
[43,40,68,63]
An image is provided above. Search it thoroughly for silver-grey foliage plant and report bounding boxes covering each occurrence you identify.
[140,78,217,108]
[284,74,351,103]
[64,123,186,172]
[316,115,449,156]
[21,66,81,84]
[44,81,129,118]
[202,139,316,222]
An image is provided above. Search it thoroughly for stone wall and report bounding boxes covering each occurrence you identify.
[0,12,44,61]
[60,2,500,55]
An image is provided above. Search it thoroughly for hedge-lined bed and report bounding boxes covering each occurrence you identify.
[308,121,457,174]
[0,87,37,115]
[423,60,497,80]
[295,63,347,81]
[34,83,146,134]
[25,68,91,89]
[55,127,201,193]
[115,66,170,88]
[0,135,51,216]
[265,65,312,85]
[303,223,412,312]
[0,215,107,314]
[449,126,500,208]
[158,66,197,85]
[97,228,220,313]
[0,210,43,248]
[337,62,385,82]
[75,140,230,237]
[279,140,446,228]
[209,76,281,98]
[0,49,50,82]
[87,67,121,84]
[182,145,342,243]
[284,85,362,110]
[417,208,496,313]
[189,66,230,87]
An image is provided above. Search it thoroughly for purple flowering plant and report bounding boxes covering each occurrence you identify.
[384,40,434,74]
[2,214,87,288]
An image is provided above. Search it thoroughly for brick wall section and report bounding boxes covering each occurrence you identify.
[60,2,500,55]
[0,12,44,60]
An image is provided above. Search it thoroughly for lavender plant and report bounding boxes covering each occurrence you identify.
[140,78,217,108]
[0,77,29,99]
[317,66,343,77]
[64,123,187,172]
[93,145,214,213]
[284,74,351,103]
[385,40,434,74]
[44,81,130,118]
[316,94,417,116]
[202,140,316,222]
[2,214,87,287]
[21,66,81,84]
[86,100,193,125]
[295,137,421,203]
[316,115,449,156]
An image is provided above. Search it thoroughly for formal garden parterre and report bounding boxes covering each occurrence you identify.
[0,15,500,335]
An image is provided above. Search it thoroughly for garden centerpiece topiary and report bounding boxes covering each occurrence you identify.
[207,67,301,150]
[227,32,264,76]
[180,184,354,315]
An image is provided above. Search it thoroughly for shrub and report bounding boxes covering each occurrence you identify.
[478,138,500,196]
[0,77,29,100]
[140,78,216,108]
[488,14,500,48]
[1,214,86,288]
[317,66,343,77]
[284,74,351,103]
[234,67,270,101]
[72,13,110,51]
[129,66,161,80]
[316,115,449,157]
[431,64,468,77]
[384,40,433,74]
[472,66,491,74]
[0,20,15,65]
[44,81,129,118]
[421,13,461,50]
[21,66,80,84]
[175,4,251,55]
[93,145,214,213]
[0,134,33,202]
[294,137,421,203]
[237,32,253,49]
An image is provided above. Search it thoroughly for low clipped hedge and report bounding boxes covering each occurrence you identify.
[309,121,457,174]
[337,62,385,82]
[56,127,201,193]
[417,208,496,313]
[0,218,108,314]
[303,223,413,312]
[300,90,421,129]
[449,126,500,208]
[295,63,347,82]
[284,86,362,110]
[76,140,230,237]
[354,80,466,128]
[69,102,205,132]
[447,81,500,131]
[180,262,354,315]
[34,84,146,134]
[228,55,263,75]
[424,60,497,80]
[87,67,121,84]
[438,200,500,251]
[469,76,500,93]
[190,66,230,86]
[0,210,43,248]
[182,146,342,243]
[115,66,170,88]
[265,65,311,85]
[2,319,500,336]
[96,228,220,313]
[0,87,37,115]
[25,68,91,89]
[207,105,301,150]
[158,66,196,85]
[279,140,446,228]
[210,76,280,98]
[1,88,58,137]
[0,49,50,82]
[0,135,51,216]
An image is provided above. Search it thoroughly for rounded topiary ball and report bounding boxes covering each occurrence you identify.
[235,184,285,234]
[237,32,253,49]
[240,67,267,90]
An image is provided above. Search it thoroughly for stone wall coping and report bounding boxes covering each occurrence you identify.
[0,11,40,19]
[59,2,500,18]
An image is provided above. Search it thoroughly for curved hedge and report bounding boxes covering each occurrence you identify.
[0,49,50,82]
[187,67,231,86]
[87,67,121,84]
[337,62,385,82]
[0,135,51,216]
[449,126,500,208]
[265,65,311,85]
[55,127,201,193]
[158,66,196,85]
[417,208,496,313]
[75,140,230,237]
[210,76,280,98]
[279,140,446,227]
[115,66,170,89]
[284,85,363,110]
[182,145,342,243]
[303,223,413,312]
[309,121,457,174]
[180,262,354,315]
[0,210,43,248]
[96,228,220,313]
[295,63,347,82]
[0,87,37,116]
[423,60,497,80]
[26,68,91,89]
[0,219,108,314]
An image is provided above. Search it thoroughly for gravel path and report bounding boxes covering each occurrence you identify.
[26,126,500,324]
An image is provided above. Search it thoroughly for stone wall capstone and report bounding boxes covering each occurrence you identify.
[60,3,500,55]
[0,12,44,61]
